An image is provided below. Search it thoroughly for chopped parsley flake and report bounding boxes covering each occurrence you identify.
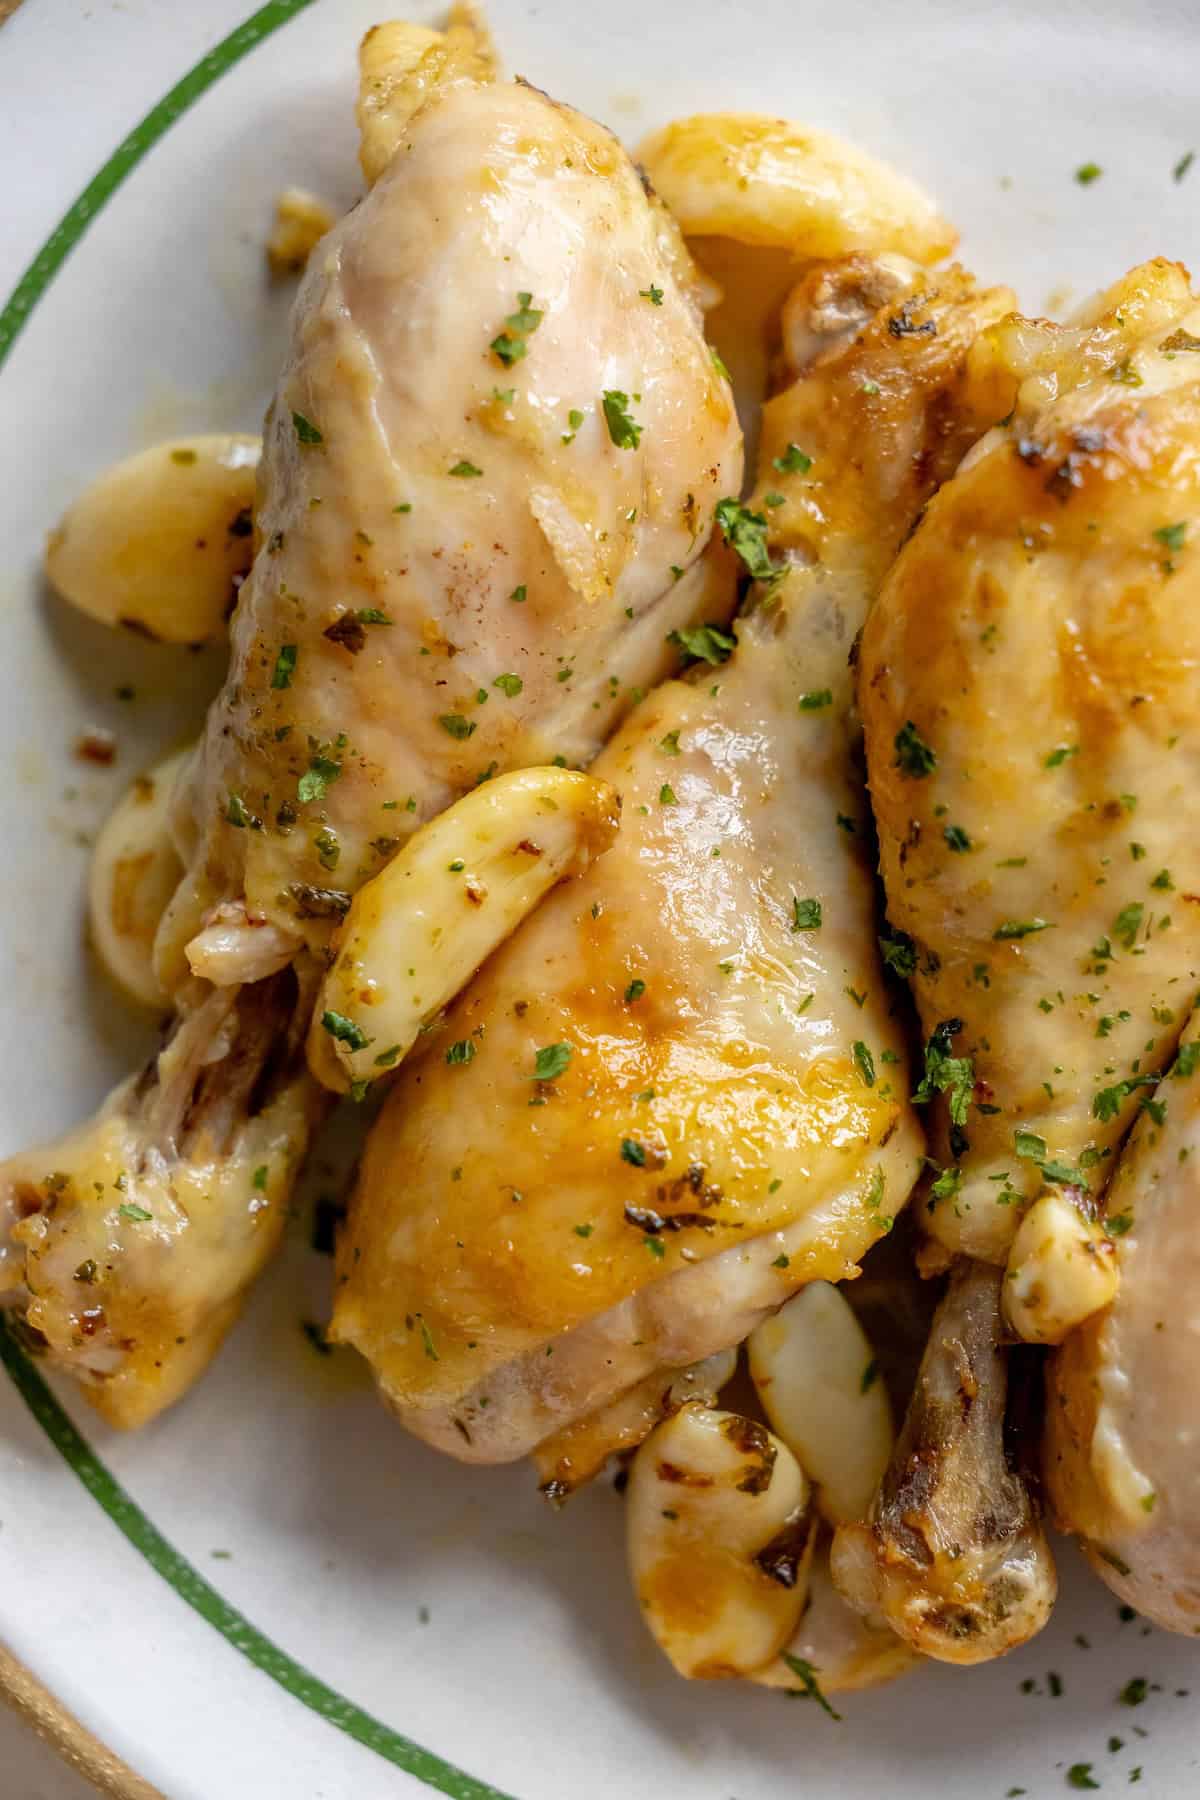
[852,1041,876,1087]
[994,918,1053,940]
[913,1019,974,1126]
[894,720,937,778]
[118,1201,152,1223]
[438,713,477,740]
[943,824,972,852]
[639,284,664,305]
[602,390,642,449]
[1075,163,1103,185]
[445,1040,477,1067]
[781,1654,841,1720]
[621,1137,647,1167]
[792,897,822,931]
[1044,743,1079,768]
[493,673,523,697]
[321,1010,368,1052]
[773,443,812,476]
[448,459,483,478]
[714,497,779,585]
[799,689,833,711]
[292,411,323,445]
[879,927,917,978]
[625,978,646,1003]
[297,752,341,805]
[1093,1074,1157,1122]
[1153,521,1187,553]
[490,292,543,366]
[532,1042,573,1082]
[272,644,298,689]
[669,622,735,665]
[1113,901,1144,948]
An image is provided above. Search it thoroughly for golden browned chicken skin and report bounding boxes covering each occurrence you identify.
[860,258,1200,1269]
[332,257,1014,1468]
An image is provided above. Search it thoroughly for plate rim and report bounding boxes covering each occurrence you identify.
[0,6,516,1796]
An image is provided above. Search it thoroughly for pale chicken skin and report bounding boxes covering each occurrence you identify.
[1047,1013,1200,1631]
[860,259,1200,1265]
[332,259,1014,1465]
[160,74,741,986]
[0,50,740,1427]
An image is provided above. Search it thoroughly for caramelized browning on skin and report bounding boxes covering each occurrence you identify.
[831,1260,1057,1663]
[859,259,1200,1265]
[159,74,741,987]
[0,975,323,1427]
[332,261,1013,1465]
[1047,1015,1200,1631]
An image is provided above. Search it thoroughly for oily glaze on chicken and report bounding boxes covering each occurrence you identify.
[332,258,1013,1468]
[1046,1014,1200,1631]
[158,67,741,989]
[859,259,1200,1268]
[0,27,741,1427]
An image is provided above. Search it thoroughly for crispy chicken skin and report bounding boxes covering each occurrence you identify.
[859,258,1200,1266]
[159,73,742,987]
[1046,1015,1200,1631]
[0,40,741,1426]
[332,259,1014,1466]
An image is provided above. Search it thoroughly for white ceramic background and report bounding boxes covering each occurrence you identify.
[2,2,1200,1795]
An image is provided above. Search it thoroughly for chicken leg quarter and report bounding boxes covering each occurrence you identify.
[332,256,1014,1471]
[0,30,742,1427]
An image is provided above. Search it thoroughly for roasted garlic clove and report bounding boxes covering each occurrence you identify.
[88,747,189,1008]
[1003,1190,1118,1345]
[636,113,955,262]
[307,767,620,1093]
[627,1404,811,1680]
[748,1281,893,1526]
[45,435,260,644]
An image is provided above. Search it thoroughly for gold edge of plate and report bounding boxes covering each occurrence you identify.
[0,0,27,25]
[0,1644,165,1800]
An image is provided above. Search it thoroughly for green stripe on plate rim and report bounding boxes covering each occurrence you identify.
[0,0,311,373]
[0,1323,513,1799]
[0,7,517,1795]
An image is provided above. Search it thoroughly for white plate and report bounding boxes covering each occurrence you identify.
[2,2,1199,1795]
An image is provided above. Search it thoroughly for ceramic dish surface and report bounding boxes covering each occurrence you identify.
[2,1,1200,1795]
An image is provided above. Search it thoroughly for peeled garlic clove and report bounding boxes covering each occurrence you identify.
[627,1403,811,1680]
[1003,1189,1119,1345]
[266,187,335,276]
[636,113,955,263]
[88,748,189,1008]
[307,766,620,1094]
[748,1281,893,1525]
[45,435,260,643]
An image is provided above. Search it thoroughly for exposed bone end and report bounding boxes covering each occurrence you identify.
[0,976,324,1428]
[830,1260,1057,1664]
[357,16,493,185]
